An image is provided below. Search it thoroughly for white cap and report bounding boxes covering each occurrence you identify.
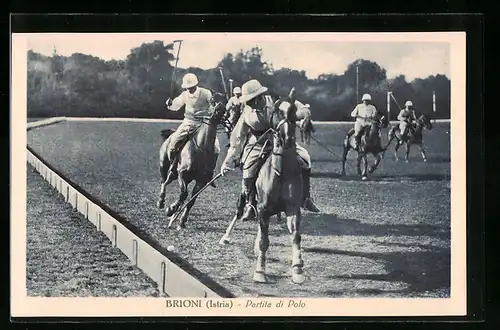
[362,94,372,101]
[405,100,413,107]
[233,86,242,94]
[239,79,268,103]
[181,73,199,89]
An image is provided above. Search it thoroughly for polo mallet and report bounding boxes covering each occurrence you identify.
[169,40,183,97]
[217,67,229,101]
[167,173,223,228]
[229,79,234,98]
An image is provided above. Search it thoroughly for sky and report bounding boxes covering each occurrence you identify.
[25,33,450,81]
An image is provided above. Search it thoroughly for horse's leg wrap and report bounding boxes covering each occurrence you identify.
[241,177,257,221]
[301,169,320,213]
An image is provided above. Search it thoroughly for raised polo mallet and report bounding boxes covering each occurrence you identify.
[169,40,183,97]
[217,67,229,101]
[229,79,234,98]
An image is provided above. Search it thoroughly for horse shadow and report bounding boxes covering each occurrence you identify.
[313,245,450,297]
[301,213,450,241]
[297,213,450,296]
[311,171,450,182]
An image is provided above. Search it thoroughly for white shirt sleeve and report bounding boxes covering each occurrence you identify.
[168,92,186,111]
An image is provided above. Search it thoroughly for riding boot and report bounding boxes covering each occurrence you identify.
[209,153,218,188]
[302,169,320,213]
[240,178,257,221]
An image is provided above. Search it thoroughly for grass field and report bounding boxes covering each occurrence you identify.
[26,166,160,297]
[27,120,451,298]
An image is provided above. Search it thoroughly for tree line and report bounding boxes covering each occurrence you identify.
[27,40,451,121]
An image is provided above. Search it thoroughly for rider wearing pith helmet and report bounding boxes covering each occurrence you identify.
[164,72,219,188]
[350,93,379,149]
[180,73,199,89]
[398,100,417,138]
[221,79,320,221]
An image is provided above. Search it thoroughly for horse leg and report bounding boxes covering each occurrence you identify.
[419,143,428,162]
[394,140,402,161]
[176,180,204,230]
[253,209,270,283]
[405,142,411,163]
[341,137,349,176]
[220,191,246,245]
[287,210,305,284]
[369,153,382,174]
[356,153,363,176]
[300,130,304,143]
[166,173,188,220]
[361,154,368,179]
[157,148,172,209]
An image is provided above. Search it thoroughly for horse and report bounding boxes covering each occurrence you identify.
[299,117,315,145]
[157,92,228,230]
[341,112,389,180]
[383,113,433,162]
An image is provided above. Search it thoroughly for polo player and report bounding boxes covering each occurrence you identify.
[226,86,243,125]
[220,79,320,221]
[397,100,417,140]
[165,73,220,187]
[350,93,379,150]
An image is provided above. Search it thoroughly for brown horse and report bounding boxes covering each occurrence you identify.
[384,113,433,162]
[299,117,315,145]
[251,88,306,284]
[157,92,227,230]
[341,112,389,180]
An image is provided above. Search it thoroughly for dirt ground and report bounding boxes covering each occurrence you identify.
[27,121,451,298]
[26,167,160,297]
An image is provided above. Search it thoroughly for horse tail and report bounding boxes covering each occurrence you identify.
[160,128,176,141]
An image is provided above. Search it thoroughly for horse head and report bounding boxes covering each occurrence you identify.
[209,92,228,123]
[418,114,433,130]
[273,87,298,149]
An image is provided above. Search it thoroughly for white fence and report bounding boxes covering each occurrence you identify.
[27,147,232,298]
[29,116,451,126]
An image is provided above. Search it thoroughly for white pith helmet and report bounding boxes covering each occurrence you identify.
[181,73,199,89]
[362,93,372,101]
[405,100,413,107]
[233,86,242,94]
[239,79,268,103]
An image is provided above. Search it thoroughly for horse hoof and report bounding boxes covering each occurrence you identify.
[340,171,346,176]
[157,200,165,209]
[253,271,267,283]
[219,236,230,245]
[362,176,368,181]
[405,160,410,163]
[176,224,185,231]
[424,158,428,162]
[291,272,306,284]
[165,207,175,217]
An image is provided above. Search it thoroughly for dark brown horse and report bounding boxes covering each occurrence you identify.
[384,113,433,162]
[157,92,227,230]
[341,112,389,180]
[299,117,315,144]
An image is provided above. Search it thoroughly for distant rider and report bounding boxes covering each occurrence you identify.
[350,93,379,150]
[397,100,417,140]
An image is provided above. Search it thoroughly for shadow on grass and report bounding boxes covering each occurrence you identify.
[301,213,450,240]
[311,171,450,182]
[304,245,450,297]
